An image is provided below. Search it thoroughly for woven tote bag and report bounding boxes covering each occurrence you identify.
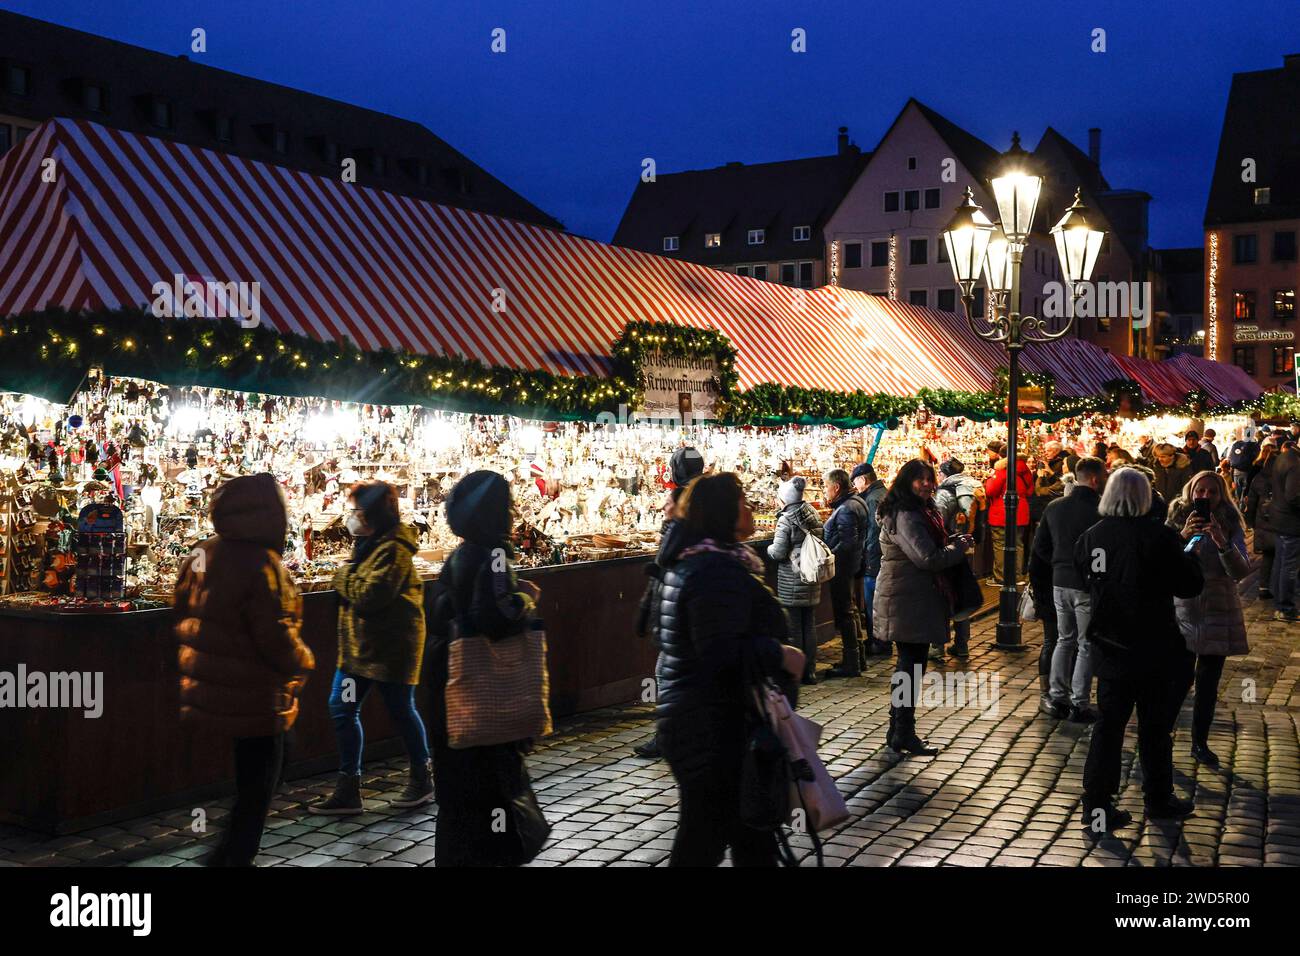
[445,620,553,749]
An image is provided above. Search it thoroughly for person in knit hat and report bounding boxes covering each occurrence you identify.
[427,470,548,866]
[767,477,825,683]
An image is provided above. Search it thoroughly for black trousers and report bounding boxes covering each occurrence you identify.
[1037,610,1061,677]
[890,641,931,735]
[828,569,860,673]
[1190,654,1227,744]
[659,710,777,867]
[783,605,817,679]
[210,734,284,867]
[1083,668,1184,808]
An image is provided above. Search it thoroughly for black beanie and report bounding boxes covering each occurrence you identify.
[446,470,512,546]
[670,446,704,486]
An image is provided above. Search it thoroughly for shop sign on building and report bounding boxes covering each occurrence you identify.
[1233,325,1294,343]
[639,350,721,421]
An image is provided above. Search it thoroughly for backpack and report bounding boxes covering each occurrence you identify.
[796,529,836,585]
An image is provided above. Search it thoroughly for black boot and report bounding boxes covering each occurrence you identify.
[1191,740,1220,768]
[889,707,938,757]
[310,772,364,815]
[391,759,435,809]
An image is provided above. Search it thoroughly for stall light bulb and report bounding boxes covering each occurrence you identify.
[423,419,460,452]
[167,405,203,437]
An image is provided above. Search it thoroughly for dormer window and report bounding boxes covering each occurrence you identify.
[83,82,106,113]
[150,98,173,129]
[273,129,288,154]
[215,115,233,143]
[663,236,680,252]
[1255,187,1272,205]
[748,229,765,245]
[705,233,721,248]
[793,225,811,242]
[6,64,30,96]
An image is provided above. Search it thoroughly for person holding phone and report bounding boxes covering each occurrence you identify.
[874,459,976,756]
[1166,472,1250,769]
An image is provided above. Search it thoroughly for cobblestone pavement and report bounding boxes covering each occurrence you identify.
[3,586,1298,868]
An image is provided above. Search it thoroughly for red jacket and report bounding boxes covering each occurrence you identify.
[984,459,1033,527]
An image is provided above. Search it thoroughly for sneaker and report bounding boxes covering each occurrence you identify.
[310,773,364,815]
[1145,796,1195,819]
[1273,609,1299,623]
[1067,705,1099,724]
[390,760,435,809]
[928,645,945,662]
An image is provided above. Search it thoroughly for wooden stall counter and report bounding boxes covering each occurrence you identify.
[0,540,833,833]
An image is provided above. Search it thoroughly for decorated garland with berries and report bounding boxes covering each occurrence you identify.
[0,308,1265,427]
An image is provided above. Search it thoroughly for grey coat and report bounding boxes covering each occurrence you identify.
[1166,500,1251,657]
[874,507,967,646]
[767,501,824,607]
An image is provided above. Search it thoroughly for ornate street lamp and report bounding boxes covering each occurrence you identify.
[941,135,1106,649]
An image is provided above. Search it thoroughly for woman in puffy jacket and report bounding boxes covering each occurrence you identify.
[875,459,975,756]
[766,476,824,685]
[174,473,314,867]
[657,473,805,866]
[1166,471,1250,769]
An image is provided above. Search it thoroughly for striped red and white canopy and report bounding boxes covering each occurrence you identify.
[0,119,1261,409]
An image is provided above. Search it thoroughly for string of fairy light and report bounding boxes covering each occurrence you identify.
[1,308,1286,428]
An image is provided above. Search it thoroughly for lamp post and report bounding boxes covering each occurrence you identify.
[942,135,1106,649]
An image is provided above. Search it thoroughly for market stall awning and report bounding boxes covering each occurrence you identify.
[1164,353,1261,406]
[1111,353,1195,406]
[1022,338,1128,399]
[0,118,997,398]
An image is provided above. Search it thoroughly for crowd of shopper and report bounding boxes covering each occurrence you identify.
[174,415,1289,866]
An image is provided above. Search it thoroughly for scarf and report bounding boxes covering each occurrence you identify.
[917,504,958,610]
[678,537,765,576]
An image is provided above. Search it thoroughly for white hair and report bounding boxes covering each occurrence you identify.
[1098,466,1152,518]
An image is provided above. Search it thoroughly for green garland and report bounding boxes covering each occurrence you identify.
[0,307,1261,428]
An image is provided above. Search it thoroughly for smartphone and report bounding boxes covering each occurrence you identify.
[1184,533,1205,553]
[1192,499,1212,520]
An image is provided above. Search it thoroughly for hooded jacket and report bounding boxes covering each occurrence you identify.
[766,500,824,606]
[174,473,314,737]
[984,458,1033,527]
[934,472,980,534]
[332,521,427,685]
[823,490,868,574]
[1152,452,1193,502]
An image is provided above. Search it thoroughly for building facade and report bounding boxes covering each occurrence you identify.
[611,128,869,287]
[0,9,559,230]
[1204,54,1300,389]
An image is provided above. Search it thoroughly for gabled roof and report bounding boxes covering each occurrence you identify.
[907,99,1003,186]
[611,150,870,264]
[0,9,562,230]
[1205,57,1300,226]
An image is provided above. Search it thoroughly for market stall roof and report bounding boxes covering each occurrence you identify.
[1022,338,1128,399]
[1111,353,1195,407]
[1164,353,1262,406]
[0,118,999,397]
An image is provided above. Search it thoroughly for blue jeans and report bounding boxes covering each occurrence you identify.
[328,669,430,775]
[1051,585,1095,708]
[1274,534,1300,614]
[862,575,877,639]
